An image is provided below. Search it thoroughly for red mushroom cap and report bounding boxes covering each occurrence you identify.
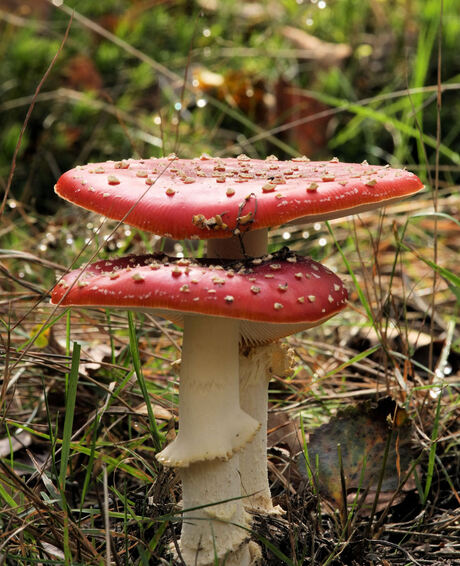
[55,156,423,240]
[51,250,348,343]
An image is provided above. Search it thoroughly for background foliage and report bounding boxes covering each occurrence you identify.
[1,0,459,214]
[0,1,459,564]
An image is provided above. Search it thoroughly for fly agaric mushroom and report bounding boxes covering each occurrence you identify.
[55,155,423,258]
[54,155,423,514]
[51,250,348,565]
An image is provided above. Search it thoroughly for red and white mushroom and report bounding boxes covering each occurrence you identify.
[55,155,423,256]
[51,250,348,565]
[54,155,423,518]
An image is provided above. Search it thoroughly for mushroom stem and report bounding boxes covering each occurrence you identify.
[179,460,252,566]
[157,316,259,564]
[239,343,294,513]
[207,229,286,515]
[157,316,259,467]
[207,228,268,259]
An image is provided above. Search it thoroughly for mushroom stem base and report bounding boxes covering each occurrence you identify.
[157,315,260,563]
[179,458,252,566]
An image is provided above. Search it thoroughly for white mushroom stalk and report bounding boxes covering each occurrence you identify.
[207,228,268,260]
[157,316,259,466]
[157,316,258,565]
[239,342,294,514]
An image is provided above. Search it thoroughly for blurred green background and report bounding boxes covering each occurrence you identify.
[0,0,459,213]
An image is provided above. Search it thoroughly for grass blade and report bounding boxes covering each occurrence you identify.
[127,311,162,451]
[423,392,442,504]
[59,342,81,492]
[310,90,460,165]
[326,221,374,322]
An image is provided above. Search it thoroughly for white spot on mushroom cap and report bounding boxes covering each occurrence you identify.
[131,272,145,282]
[262,182,276,193]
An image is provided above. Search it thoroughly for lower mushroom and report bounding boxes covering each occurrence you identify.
[51,250,348,565]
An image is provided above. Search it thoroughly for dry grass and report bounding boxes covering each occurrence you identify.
[1,190,458,564]
[0,1,459,564]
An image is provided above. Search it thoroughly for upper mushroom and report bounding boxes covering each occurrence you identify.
[55,155,424,241]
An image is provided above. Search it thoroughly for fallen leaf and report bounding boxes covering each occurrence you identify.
[29,323,50,349]
[0,431,32,457]
[273,78,332,157]
[109,403,173,421]
[63,55,103,92]
[298,397,415,512]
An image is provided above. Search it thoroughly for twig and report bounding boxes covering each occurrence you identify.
[365,538,423,566]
